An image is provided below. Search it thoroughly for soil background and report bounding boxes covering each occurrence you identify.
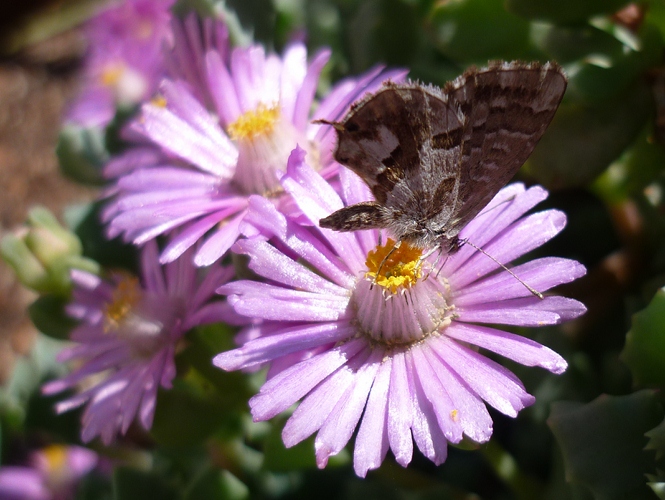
[0,2,96,382]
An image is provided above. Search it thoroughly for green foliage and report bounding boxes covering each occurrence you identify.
[28,295,78,341]
[184,468,248,500]
[621,288,665,388]
[57,126,108,186]
[505,0,631,24]
[113,467,181,500]
[1,206,99,296]
[427,0,534,63]
[549,391,664,500]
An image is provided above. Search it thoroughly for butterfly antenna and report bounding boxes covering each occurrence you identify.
[461,238,544,299]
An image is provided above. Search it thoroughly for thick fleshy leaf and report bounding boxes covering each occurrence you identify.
[506,0,631,23]
[29,295,78,340]
[526,82,653,189]
[427,0,531,63]
[57,126,107,185]
[113,467,179,500]
[621,287,665,388]
[184,468,248,500]
[548,391,663,500]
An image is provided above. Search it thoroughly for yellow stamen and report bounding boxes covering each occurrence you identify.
[227,104,280,141]
[42,445,67,473]
[150,94,167,108]
[100,65,123,86]
[104,276,141,331]
[365,239,423,294]
[135,20,154,40]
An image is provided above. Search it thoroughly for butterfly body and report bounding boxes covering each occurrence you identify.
[319,61,567,254]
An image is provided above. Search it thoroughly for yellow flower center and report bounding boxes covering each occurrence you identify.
[365,239,423,294]
[100,65,124,86]
[227,104,280,141]
[135,20,154,40]
[150,94,168,108]
[42,445,67,474]
[104,276,141,331]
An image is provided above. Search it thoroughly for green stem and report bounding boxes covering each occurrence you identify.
[481,439,544,500]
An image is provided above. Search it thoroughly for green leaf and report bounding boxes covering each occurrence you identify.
[426,0,533,63]
[621,287,665,388]
[646,417,665,462]
[185,468,248,500]
[151,383,243,448]
[593,127,665,204]
[345,0,422,71]
[179,325,252,408]
[57,126,107,186]
[28,295,77,340]
[650,480,665,500]
[0,335,69,426]
[525,80,653,188]
[113,467,180,500]
[548,390,664,500]
[76,471,113,500]
[537,23,663,104]
[74,202,139,272]
[263,420,318,472]
[506,0,631,23]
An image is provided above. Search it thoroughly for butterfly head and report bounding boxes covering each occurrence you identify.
[389,216,461,256]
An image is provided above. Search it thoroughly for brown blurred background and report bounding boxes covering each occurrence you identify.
[0,0,96,382]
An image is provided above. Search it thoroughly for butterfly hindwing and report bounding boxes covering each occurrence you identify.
[443,61,567,235]
[322,61,567,250]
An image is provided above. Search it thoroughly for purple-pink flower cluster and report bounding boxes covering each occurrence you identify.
[0,445,97,500]
[49,3,586,479]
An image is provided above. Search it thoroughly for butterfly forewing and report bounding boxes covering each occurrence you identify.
[320,61,567,251]
[332,84,465,205]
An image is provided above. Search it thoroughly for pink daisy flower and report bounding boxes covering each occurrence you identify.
[213,147,586,477]
[0,445,97,500]
[102,21,407,266]
[67,0,176,127]
[42,241,235,444]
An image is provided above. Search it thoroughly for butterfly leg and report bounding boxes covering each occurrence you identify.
[420,244,443,281]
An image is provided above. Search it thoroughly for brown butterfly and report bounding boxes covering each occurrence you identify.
[318,61,566,261]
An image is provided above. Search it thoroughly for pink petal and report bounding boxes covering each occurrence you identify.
[445,322,568,374]
[249,339,366,420]
[431,338,534,417]
[454,257,586,305]
[315,348,383,468]
[213,322,354,370]
[457,296,587,326]
[354,356,391,477]
[387,351,414,467]
[282,349,366,447]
